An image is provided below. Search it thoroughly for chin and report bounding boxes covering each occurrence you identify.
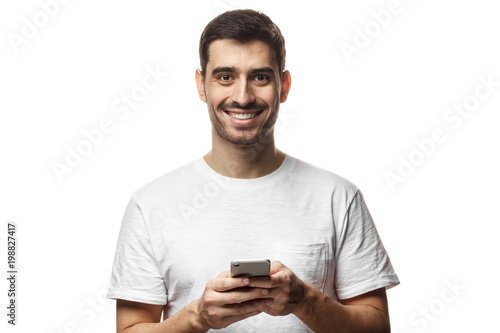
[229,130,272,147]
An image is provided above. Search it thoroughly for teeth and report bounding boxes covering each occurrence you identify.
[229,113,257,120]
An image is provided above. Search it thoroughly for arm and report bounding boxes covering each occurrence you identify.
[295,283,390,333]
[116,299,204,333]
[116,272,270,333]
[249,261,391,333]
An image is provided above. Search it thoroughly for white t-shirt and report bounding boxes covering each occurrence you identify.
[107,155,399,332]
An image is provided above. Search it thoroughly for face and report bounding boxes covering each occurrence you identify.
[196,39,291,146]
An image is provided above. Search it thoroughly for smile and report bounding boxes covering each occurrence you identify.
[225,110,263,120]
[230,113,257,119]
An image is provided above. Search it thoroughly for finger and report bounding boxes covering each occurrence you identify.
[270,260,286,274]
[209,297,269,320]
[226,298,270,317]
[208,276,250,292]
[217,271,230,278]
[247,272,284,289]
[220,286,270,305]
[261,286,284,304]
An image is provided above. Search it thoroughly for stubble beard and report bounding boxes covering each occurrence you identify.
[209,103,279,146]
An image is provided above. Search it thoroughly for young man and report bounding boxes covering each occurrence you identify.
[107,9,399,332]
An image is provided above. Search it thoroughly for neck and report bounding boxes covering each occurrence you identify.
[203,129,286,179]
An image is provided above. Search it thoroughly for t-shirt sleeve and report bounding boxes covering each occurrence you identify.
[334,190,400,300]
[107,194,168,305]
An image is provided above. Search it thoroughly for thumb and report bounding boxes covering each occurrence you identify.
[270,261,286,275]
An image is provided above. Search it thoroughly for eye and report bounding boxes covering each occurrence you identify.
[253,74,269,83]
[218,74,232,81]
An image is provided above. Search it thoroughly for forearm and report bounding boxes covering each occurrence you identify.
[293,283,390,333]
[123,301,207,333]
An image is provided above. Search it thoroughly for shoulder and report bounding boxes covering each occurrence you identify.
[288,156,360,201]
[290,156,359,191]
[131,158,201,204]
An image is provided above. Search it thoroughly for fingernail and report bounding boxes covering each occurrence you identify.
[261,289,269,296]
[265,300,273,306]
[243,278,249,285]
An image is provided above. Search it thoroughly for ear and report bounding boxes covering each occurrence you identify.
[280,70,291,103]
[195,69,207,103]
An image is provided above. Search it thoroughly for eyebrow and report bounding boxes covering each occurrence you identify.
[211,66,236,75]
[250,67,276,76]
[211,66,276,76]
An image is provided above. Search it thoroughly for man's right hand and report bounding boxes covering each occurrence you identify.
[192,270,272,331]
[116,271,271,333]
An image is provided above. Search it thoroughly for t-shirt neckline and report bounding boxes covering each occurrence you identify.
[195,153,293,187]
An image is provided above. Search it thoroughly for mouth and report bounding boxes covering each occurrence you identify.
[224,110,264,120]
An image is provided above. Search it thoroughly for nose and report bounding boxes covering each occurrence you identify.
[230,78,256,107]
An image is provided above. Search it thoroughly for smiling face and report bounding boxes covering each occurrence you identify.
[196,39,290,146]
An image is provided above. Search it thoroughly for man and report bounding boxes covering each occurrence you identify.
[107,9,399,332]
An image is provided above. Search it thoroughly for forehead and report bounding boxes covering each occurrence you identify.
[206,39,277,72]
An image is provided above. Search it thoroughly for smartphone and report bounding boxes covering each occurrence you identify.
[230,259,271,278]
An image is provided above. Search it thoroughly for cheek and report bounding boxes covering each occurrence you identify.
[204,95,220,110]
[259,87,280,106]
[206,86,230,105]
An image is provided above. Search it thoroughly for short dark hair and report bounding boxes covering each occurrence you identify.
[199,9,286,77]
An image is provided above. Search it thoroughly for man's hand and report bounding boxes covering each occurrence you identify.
[247,261,308,317]
[193,271,271,330]
[247,261,391,333]
[118,263,390,333]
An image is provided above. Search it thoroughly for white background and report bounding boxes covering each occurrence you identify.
[1,0,499,332]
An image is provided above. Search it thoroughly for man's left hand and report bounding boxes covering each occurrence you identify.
[247,261,309,316]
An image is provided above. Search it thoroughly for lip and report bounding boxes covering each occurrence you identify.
[223,109,264,125]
